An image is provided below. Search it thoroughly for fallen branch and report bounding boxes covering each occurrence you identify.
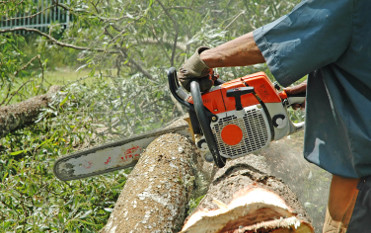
[0,85,61,138]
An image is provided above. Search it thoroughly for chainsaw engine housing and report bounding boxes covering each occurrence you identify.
[189,72,292,159]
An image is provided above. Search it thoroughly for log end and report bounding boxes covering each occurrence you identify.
[181,187,314,233]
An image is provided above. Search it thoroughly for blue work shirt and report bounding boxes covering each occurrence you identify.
[253,0,371,178]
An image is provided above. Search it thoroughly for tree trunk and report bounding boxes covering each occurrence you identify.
[101,133,209,233]
[0,85,61,137]
[180,154,314,233]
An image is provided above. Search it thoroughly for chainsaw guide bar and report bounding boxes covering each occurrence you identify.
[54,124,190,181]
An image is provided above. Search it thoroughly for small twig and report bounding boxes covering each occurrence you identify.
[224,10,245,30]
[1,55,46,106]
[36,55,47,95]
[0,0,24,4]
[5,78,33,106]
[150,25,171,62]
[3,6,54,21]
[0,82,12,107]
[61,75,94,88]
[104,27,155,80]
[14,55,40,77]
[0,55,40,106]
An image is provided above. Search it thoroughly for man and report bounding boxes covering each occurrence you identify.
[178,0,371,232]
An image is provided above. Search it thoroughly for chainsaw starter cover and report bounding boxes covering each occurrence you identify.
[221,124,243,146]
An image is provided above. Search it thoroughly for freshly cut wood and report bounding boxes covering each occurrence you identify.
[0,85,61,137]
[101,133,199,233]
[181,155,314,233]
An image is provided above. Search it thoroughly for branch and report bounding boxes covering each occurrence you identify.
[1,55,44,106]
[156,0,179,66]
[0,0,24,4]
[14,55,40,76]
[104,27,155,80]
[150,26,171,62]
[0,27,110,52]
[140,38,186,51]
[3,6,54,21]
[55,1,140,23]
[117,48,154,80]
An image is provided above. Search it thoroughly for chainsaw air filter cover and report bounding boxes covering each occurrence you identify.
[211,106,271,158]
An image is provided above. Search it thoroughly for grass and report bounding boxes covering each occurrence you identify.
[45,67,93,86]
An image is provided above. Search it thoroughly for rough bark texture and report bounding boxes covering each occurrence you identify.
[0,85,61,137]
[101,133,203,233]
[181,154,314,233]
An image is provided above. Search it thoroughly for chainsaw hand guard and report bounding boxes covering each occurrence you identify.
[190,81,226,168]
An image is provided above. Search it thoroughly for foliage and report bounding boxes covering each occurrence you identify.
[0,0,303,231]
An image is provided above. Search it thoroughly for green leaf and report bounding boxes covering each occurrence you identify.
[10,150,27,156]
[59,95,69,107]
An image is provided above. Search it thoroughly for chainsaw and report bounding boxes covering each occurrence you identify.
[54,68,305,181]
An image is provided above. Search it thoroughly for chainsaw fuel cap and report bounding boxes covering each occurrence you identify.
[221,124,243,146]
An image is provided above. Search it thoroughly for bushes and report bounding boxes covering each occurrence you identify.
[0,68,178,232]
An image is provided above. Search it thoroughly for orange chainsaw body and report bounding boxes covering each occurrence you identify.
[193,72,282,114]
[187,72,295,160]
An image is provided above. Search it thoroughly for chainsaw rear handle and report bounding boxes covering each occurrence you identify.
[286,93,306,107]
[285,92,306,134]
[190,81,226,168]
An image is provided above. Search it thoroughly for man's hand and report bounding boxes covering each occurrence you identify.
[284,81,307,110]
[178,47,213,92]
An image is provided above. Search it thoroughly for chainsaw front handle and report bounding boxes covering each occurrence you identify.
[190,80,226,168]
[168,67,192,109]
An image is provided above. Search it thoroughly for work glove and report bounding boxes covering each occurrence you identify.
[284,81,307,110]
[178,47,213,92]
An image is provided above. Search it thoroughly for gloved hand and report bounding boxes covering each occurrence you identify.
[178,47,213,92]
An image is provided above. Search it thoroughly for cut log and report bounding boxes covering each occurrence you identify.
[181,154,314,233]
[0,85,61,137]
[101,133,201,233]
[259,132,331,231]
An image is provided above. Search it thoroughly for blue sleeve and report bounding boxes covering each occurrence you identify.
[253,0,353,87]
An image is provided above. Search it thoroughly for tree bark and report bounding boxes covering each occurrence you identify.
[0,85,61,137]
[181,154,314,233]
[100,133,208,233]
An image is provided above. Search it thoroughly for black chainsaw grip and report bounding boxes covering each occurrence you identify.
[167,67,191,109]
[190,81,226,168]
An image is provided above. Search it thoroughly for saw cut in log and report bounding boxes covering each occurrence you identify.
[101,133,198,233]
[0,85,61,137]
[181,155,314,233]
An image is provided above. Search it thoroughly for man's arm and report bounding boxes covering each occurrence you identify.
[200,32,265,68]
